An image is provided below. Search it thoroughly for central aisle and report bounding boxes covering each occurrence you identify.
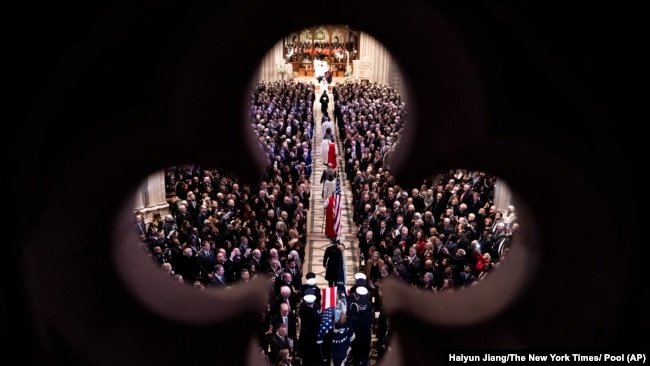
[302,77,359,290]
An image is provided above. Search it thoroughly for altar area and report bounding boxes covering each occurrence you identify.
[313,59,329,79]
[294,75,345,93]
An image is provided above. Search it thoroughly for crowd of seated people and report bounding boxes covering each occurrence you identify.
[327,79,519,363]
[135,79,327,363]
[133,78,518,365]
[331,80,517,292]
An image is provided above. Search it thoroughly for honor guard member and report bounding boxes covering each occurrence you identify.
[348,281,374,366]
[302,272,322,311]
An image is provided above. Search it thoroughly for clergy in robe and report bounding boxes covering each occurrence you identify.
[324,193,338,239]
[321,135,332,164]
[327,141,338,169]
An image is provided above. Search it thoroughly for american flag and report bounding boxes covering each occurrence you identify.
[335,241,347,318]
[321,286,337,312]
[316,306,336,344]
[333,171,342,236]
[317,287,349,344]
[333,173,347,320]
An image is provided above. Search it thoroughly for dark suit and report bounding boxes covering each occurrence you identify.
[468,199,484,215]
[224,257,243,283]
[274,277,299,300]
[268,233,290,259]
[412,194,426,213]
[443,241,459,258]
[297,302,320,366]
[249,257,264,273]
[431,198,446,220]
[279,202,296,222]
[357,226,371,261]
[458,271,476,287]
[209,274,228,288]
[458,190,473,206]
[297,190,310,210]
[286,267,302,291]
[375,225,390,244]
[196,211,209,232]
[271,312,297,341]
[405,255,423,285]
[175,211,191,229]
[175,255,201,284]
[403,210,415,228]
[440,223,456,237]
[396,234,413,252]
[186,200,200,221]
[268,333,292,362]
[197,250,216,284]
[134,221,146,240]
[271,293,299,315]
[323,244,342,287]
[238,244,251,257]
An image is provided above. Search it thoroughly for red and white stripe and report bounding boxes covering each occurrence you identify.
[321,286,337,312]
[333,175,342,236]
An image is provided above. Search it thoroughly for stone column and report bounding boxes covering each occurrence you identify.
[134,170,170,221]
[493,179,514,212]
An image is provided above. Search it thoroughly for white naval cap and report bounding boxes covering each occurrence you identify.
[303,294,316,304]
